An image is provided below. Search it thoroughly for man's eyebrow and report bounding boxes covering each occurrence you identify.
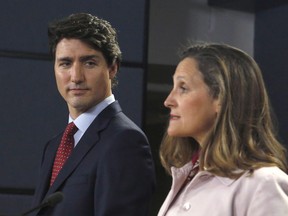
[79,55,101,62]
[56,55,101,62]
[56,57,72,62]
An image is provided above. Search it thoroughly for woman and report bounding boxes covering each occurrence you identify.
[158,43,288,216]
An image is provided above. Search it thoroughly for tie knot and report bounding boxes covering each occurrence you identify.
[65,122,78,137]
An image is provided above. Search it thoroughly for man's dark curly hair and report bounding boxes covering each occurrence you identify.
[48,13,122,88]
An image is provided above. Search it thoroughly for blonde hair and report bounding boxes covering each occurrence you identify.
[160,43,288,178]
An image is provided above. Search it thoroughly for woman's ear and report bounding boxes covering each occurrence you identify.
[214,98,221,114]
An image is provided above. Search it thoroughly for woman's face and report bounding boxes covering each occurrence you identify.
[164,57,219,144]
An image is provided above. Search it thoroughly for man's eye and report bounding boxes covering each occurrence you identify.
[59,62,70,67]
[85,61,97,66]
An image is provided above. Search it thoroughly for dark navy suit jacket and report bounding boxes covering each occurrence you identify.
[32,101,155,215]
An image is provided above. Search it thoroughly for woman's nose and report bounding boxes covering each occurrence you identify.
[164,91,174,108]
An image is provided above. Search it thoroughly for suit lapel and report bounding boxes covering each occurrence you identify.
[46,101,122,195]
[35,135,62,203]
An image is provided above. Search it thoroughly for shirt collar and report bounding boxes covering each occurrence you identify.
[68,94,115,133]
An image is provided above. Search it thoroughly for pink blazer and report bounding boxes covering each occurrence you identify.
[158,163,288,216]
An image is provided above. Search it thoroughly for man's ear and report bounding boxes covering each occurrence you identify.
[109,62,118,79]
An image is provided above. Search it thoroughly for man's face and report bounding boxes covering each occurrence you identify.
[54,38,117,119]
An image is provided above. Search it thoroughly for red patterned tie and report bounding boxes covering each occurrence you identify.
[50,122,78,186]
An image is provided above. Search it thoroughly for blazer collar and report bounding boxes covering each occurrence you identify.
[45,101,122,195]
[171,162,238,187]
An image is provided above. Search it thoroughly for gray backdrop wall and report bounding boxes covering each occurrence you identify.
[254,5,288,147]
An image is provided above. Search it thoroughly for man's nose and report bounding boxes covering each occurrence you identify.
[70,63,84,83]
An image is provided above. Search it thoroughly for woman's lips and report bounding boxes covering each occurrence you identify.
[169,114,180,120]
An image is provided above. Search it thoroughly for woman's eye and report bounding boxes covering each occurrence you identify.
[179,86,187,92]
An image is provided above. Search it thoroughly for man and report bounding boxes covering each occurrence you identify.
[32,13,155,216]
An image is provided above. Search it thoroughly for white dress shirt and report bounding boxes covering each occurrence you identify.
[68,94,115,147]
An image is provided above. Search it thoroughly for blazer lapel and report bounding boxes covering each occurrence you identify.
[35,135,62,203]
[46,101,122,195]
